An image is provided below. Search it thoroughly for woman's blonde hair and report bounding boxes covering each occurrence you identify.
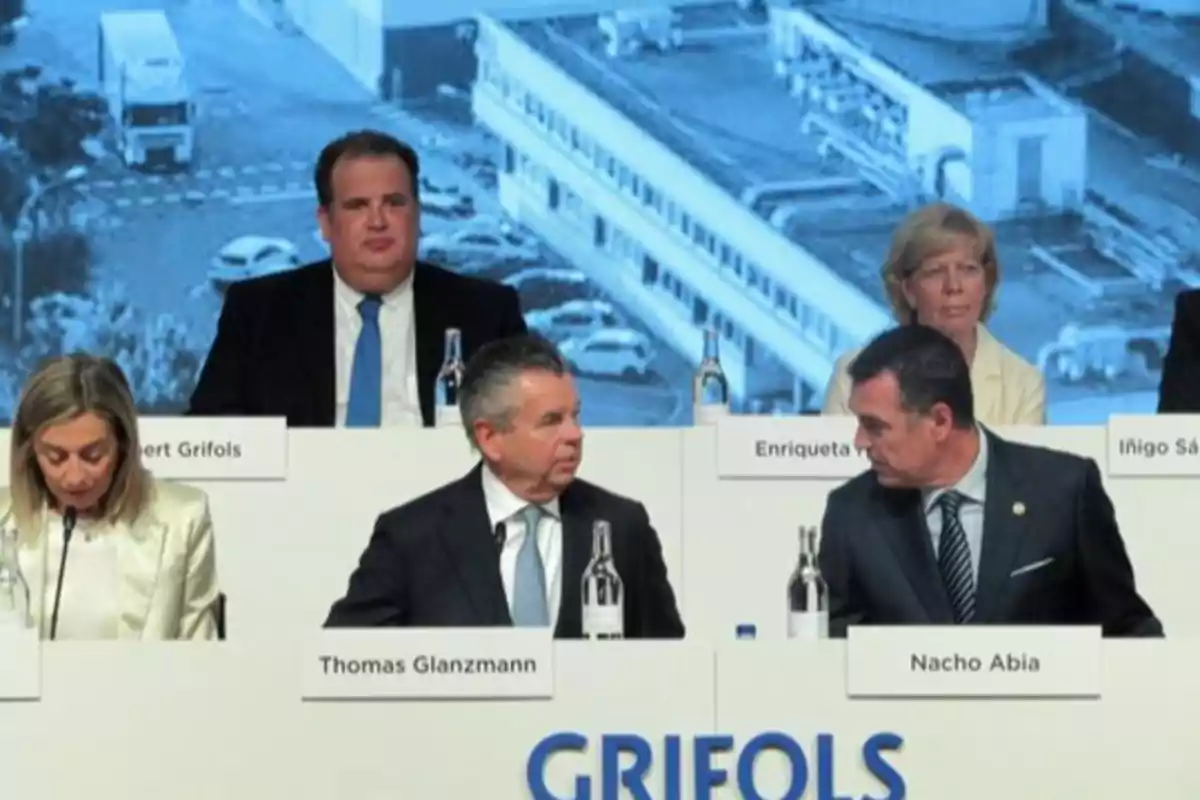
[9,354,150,535]
[881,202,1000,324]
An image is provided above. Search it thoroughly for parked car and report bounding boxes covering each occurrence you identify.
[420,176,462,195]
[526,299,622,343]
[559,328,656,380]
[209,235,302,290]
[420,178,475,219]
[501,267,596,310]
[421,228,540,266]
[424,192,474,218]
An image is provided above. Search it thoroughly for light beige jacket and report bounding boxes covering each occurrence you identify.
[0,478,220,640]
[822,324,1047,425]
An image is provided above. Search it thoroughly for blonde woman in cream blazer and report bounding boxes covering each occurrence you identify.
[823,203,1047,426]
[4,354,220,640]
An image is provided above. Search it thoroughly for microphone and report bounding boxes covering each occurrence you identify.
[494,521,507,555]
[49,506,77,641]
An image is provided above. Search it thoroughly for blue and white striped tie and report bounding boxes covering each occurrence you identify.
[936,491,976,623]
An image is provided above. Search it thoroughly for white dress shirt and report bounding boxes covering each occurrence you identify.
[922,431,988,583]
[481,465,562,629]
[332,266,422,427]
[20,513,120,640]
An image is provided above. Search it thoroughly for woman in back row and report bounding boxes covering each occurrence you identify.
[2,354,220,640]
[823,202,1046,425]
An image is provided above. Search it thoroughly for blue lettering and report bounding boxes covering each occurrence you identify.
[862,733,907,800]
[694,735,734,800]
[528,732,589,800]
[816,734,852,800]
[662,735,681,800]
[737,731,808,800]
[526,732,907,799]
[601,735,653,800]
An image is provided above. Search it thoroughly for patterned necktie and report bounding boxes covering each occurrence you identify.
[511,505,550,627]
[936,491,976,623]
[345,295,382,427]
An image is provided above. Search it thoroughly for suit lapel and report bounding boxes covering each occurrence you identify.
[439,466,511,625]
[115,515,168,640]
[555,485,591,638]
[973,433,1030,622]
[879,488,954,623]
[293,263,336,426]
[413,264,448,427]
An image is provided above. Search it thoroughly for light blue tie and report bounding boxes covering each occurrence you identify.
[345,295,382,427]
[511,505,550,627]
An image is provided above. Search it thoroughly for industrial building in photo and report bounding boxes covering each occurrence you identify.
[280,0,483,101]
[469,1,1191,410]
[1042,0,1200,161]
[279,0,723,103]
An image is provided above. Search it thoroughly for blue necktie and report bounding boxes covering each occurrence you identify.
[345,295,382,427]
[511,505,550,627]
[937,491,976,623]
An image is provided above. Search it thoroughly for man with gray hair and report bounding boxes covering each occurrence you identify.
[324,334,685,638]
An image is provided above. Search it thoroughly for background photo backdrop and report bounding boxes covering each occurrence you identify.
[0,0,1195,424]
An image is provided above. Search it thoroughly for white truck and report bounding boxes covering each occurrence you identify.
[97,10,194,170]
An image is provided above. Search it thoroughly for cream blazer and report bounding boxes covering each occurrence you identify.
[822,324,1047,425]
[0,478,220,640]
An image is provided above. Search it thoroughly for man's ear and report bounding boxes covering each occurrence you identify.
[929,402,956,438]
[317,205,332,243]
[475,419,502,462]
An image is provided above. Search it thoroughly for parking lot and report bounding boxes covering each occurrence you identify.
[189,149,695,427]
[418,213,692,427]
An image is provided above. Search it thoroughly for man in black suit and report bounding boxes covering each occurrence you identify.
[819,325,1162,638]
[1158,288,1200,412]
[188,129,527,427]
[324,333,685,638]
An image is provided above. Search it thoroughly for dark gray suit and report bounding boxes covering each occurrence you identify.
[324,465,685,639]
[819,430,1163,638]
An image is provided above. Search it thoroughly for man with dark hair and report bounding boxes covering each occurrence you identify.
[188,129,527,427]
[324,334,685,638]
[819,325,1162,637]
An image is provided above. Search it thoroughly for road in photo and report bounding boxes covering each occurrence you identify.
[0,0,691,423]
[5,0,1197,423]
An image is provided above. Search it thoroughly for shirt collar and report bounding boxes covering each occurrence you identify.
[331,263,414,310]
[923,428,988,512]
[480,463,561,525]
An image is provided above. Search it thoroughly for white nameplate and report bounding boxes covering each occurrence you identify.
[1107,414,1200,476]
[846,625,1101,698]
[716,416,867,478]
[138,417,287,480]
[302,628,554,700]
[0,628,41,700]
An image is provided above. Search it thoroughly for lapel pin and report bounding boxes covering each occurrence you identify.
[1012,502,1026,516]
